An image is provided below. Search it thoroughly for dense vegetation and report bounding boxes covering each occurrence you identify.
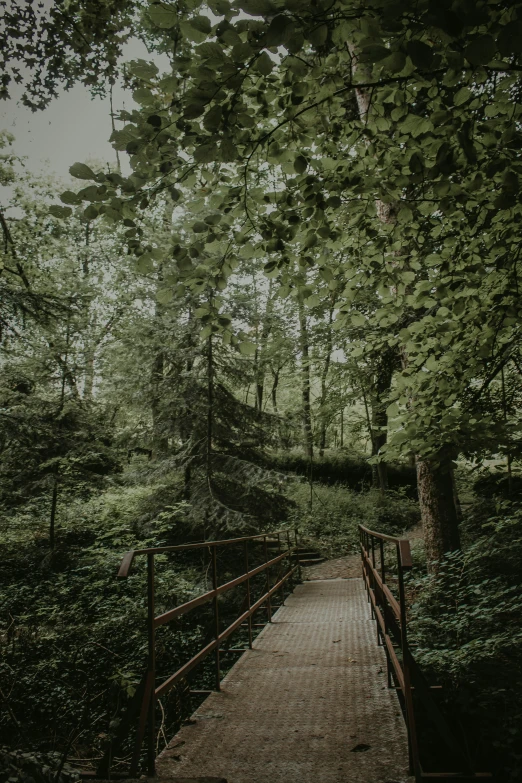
[2,0,522,779]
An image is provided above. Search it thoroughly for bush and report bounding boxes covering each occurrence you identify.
[0,748,79,783]
[472,468,522,500]
[408,501,522,779]
[286,481,420,557]
[268,449,417,495]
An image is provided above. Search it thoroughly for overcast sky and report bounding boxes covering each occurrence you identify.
[0,40,168,181]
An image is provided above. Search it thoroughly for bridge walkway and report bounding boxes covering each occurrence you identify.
[157,578,411,783]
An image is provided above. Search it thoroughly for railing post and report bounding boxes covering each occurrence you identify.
[146,553,156,777]
[277,533,285,607]
[294,527,301,581]
[286,530,293,588]
[211,545,221,691]
[263,535,272,622]
[244,540,253,649]
[379,539,392,687]
[397,545,420,780]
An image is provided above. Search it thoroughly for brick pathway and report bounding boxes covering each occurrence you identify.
[302,553,361,580]
[157,580,411,783]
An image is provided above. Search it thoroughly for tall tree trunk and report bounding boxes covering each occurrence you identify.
[318,305,334,457]
[254,279,273,413]
[416,457,461,570]
[49,475,58,549]
[370,348,396,491]
[206,334,213,484]
[151,346,167,459]
[181,307,195,500]
[82,311,97,401]
[150,201,173,460]
[298,295,313,459]
[350,42,459,559]
[271,368,279,413]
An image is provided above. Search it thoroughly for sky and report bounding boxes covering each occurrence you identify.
[0,41,168,181]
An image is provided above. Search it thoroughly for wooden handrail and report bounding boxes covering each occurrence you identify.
[97,528,301,779]
[359,524,491,782]
[117,530,292,578]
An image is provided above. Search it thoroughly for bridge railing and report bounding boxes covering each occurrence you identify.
[95,529,300,779]
[359,524,492,783]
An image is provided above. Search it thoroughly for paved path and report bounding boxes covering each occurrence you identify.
[302,553,361,581]
[158,579,411,783]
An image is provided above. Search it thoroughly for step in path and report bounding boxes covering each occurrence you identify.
[157,578,412,783]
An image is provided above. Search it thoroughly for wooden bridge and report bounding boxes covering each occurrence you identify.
[94,528,492,783]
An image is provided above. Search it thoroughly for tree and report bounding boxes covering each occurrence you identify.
[20,0,522,564]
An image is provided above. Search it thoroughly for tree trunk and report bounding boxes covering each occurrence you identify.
[206,334,214,482]
[298,295,313,459]
[416,457,461,571]
[350,41,458,558]
[318,305,334,457]
[271,368,279,413]
[49,474,58,549]
[150,201,173,460]
[370,348,396,491]
[254,279,273,413]
[151,348,168,459]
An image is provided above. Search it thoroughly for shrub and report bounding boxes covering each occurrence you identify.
[408,501,522,779]
[286,481,419,557]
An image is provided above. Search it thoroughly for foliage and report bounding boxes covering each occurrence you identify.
[287,481,419,558]
[0,481,243,770]
[3,0,522,775]
[0,747,79,783]
[269,449,417,494]
[409,502,522,779]
[0,0,136,109]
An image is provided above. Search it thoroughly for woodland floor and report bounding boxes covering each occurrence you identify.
[302,525,423,581]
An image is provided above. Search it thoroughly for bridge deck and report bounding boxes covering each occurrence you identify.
[157,578,411,783]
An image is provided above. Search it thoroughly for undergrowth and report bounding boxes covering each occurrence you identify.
[286,480,420,557]
[408,498,522,779]
[0,477,282,776]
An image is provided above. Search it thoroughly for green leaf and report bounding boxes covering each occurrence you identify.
[265,15,294,46]
[190,15,211,33]
[69,162,96,180]
[454,87,471,106]
[49,205,72,218]
[148,3,178,29]
[407,40,434,69]
[382,51,406,74]
[397,205,413,223]
[308,24,328,48]
[193,221,207,233]
[157,288,174,304]
[293,155,308,174]
[351,312,365,327]
[128,60,159,81]
[239,340,256,356]
[255,51,274,76]
[497,21,522,57]
[236,0,275,15]
[136,253,155,273]
[60,190,81,205]
[464,35,496,66]
[83,205,98,220]
[359,44,390,63]
[179,19,208,43]
[194,143,218,163]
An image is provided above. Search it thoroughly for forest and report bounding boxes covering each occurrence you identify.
[1,0,522,780]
